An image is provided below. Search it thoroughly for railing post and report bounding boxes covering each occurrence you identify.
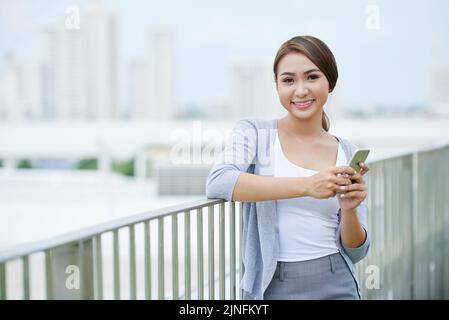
[129,225,137,300]
[0,262,6,299]
[197,208,204,300]
[158,217,165,299]
[45,250,53,299]
[230,201,236,300]
[92,235,103,300]
[172,214,179,300]
[208,205,215,300]
[144,221,152,300]
[113,229,120,300]
[185,211,191,299]
[411,152,418,299]
[23,256,30,300]
[219,202,225,299]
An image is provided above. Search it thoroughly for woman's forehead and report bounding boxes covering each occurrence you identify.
[278,52,319,74]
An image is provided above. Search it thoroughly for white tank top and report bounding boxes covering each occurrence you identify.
[274,131,346,262]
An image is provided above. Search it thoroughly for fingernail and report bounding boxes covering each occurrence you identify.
[340,194,345,198]
[340,186,346,191]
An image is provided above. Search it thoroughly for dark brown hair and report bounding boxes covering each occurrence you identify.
[273,36,338,132]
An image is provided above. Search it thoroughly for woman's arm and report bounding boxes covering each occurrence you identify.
[232,166,356,202]
[340,208,367,248]
[231,173,309,202]
[338,163,370,249]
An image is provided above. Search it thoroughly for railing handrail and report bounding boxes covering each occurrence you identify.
[367,138,449,163]
[0,198,224,263]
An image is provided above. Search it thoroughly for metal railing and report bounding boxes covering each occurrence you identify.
[1,141,448,299]
[0,199,244,300]
[357,141,449,299]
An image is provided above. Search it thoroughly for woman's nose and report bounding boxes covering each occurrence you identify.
[294,82,309,97]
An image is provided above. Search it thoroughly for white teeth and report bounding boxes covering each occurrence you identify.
[293,100,314,107]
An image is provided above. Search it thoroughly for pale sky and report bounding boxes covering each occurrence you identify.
[1,0,448,112]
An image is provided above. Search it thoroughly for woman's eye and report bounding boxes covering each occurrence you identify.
[282,78,293,84]
[308,74,319,80]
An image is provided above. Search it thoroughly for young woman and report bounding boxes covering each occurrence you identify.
[206,36,370,300]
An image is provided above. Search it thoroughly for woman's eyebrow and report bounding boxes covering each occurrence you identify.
[279,69,320,77]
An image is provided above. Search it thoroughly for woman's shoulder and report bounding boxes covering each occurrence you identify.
[233,118,276,130]
[335,135,361,155]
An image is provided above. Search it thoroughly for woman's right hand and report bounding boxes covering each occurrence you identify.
[306,166,357,199]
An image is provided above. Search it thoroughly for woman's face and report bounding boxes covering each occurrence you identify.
[276,52,330,121]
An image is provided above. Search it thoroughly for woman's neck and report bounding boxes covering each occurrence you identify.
[278,113,327,143]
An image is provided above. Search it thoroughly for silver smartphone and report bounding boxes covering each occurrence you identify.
[348,149,370,173]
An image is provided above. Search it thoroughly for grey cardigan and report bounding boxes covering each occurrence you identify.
[205,119,371,300]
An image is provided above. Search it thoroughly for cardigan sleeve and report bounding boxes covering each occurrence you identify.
[205,119,258,201]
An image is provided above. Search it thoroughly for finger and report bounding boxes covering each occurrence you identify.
[358,162,370,176]
[350,173,365,184]
[344,183,367,192]
[337,183,366,194]
[339,190,366,199]
[333,166,357,176]
[334,175,352,186]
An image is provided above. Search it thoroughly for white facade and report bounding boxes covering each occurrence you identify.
[229,62,284,120]
[145,28,175,121]
[431,66,449,116]
[128,60,147,119]
[0,54,28,121]
[2,4,119,122]
[83,5,118,120]
[30,28,58,120]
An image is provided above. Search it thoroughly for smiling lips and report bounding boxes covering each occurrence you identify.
[292,99,315,110]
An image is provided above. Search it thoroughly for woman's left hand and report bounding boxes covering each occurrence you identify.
[337,162,369,211]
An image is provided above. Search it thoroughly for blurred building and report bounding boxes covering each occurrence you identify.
[147,28,176,120]
[0,4,118,121]
[227,62,284,120]
[0,53,29,121]
[128,59,147,119]
[128,28,176,121]
[431,66,449,116]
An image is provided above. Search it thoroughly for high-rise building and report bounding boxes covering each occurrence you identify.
[128,59,147,119]
[26,4,118,121]
[431,66,449,116]
[30,28,58,120]
[83,5,118,120]
[145,28,175,121]
[0,53,29,121]
[229,62,283,120]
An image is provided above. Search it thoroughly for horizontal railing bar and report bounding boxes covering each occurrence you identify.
[368,139,449,163]
[0,198,225,263]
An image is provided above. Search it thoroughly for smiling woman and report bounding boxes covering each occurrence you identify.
[206,36,371,300]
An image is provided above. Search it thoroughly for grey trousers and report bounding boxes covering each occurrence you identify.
[263,252,360,300]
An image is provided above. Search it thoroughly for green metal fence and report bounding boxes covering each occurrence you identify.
[1,142,448,299]
[357,142,449,299]
[0,199,244,300]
